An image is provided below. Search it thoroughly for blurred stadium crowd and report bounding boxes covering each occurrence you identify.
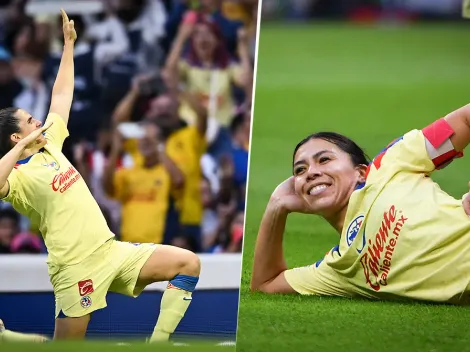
[0,0,257,255]
[262,0,463,21]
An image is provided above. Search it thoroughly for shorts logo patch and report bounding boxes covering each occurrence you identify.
[78,279,94,296]
[80,295,92,308]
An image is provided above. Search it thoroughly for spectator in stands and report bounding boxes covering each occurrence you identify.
[0,46,23,109]
[229,110,250,209]
[102,119,184,245]
[112,75,208,251]
[226,209,244,252]
[168,0,244,57]
[43,13,129,164]
[10,231,42,254]
[200,176,219,251]
[164,16,252,160]
[96,0,167,106]
[0,208,19,253]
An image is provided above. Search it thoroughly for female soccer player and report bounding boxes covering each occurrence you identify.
[0,9,200,341]
[251,104,470,304]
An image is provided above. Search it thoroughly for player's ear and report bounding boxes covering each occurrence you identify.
[356,164,367,184]
[10,133,21,143]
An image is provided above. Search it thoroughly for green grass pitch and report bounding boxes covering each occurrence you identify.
[237,23,470,352]
[0,341,236,352]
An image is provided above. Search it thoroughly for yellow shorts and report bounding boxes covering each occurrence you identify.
[48,239,157,318]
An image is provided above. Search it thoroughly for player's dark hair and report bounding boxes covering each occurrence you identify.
[293,132,370,168]
[0,107,20,158]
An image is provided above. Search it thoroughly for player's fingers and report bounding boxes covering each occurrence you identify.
[61,8,69,23]
[41,121,54,132]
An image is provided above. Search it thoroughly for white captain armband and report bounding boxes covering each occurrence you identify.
[422,118,464,170]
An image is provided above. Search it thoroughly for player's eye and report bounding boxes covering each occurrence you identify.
[319,156,330,164]
[294,166,306,175]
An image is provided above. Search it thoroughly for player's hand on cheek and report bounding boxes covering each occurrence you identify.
[462,181,470,216]
[271,176,312,214]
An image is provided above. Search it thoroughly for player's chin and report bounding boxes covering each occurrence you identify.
[305,195,337,215]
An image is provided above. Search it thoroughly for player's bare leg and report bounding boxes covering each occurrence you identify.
[54,314,90,340]
[0,319,49,343]
[137,245,201,343]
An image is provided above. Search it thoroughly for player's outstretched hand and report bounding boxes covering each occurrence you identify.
[61,8,77,44]
[270,176,312,214]
[463,181,470,216]
[18,121,54,150]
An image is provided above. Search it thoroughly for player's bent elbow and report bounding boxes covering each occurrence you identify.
[251,271,295,294]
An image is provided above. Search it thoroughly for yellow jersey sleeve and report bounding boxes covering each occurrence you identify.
[2,168,25,203]
[284,259,353,297]
[365,119,463,183]
[44,113,69,150]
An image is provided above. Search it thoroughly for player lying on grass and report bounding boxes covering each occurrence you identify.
[251,104,470,304]
[0,9,200,342]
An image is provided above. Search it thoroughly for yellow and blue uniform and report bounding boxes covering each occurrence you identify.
[2,113,157,318]
[285,119,470,304]
[112,164,171,244]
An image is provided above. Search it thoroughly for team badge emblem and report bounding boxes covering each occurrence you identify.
[80,296,92,308]
[346,215,364,247]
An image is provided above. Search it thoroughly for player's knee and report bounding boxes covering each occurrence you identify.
[180,251,201,277]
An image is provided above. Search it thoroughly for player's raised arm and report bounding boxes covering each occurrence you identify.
[48,9,77,124]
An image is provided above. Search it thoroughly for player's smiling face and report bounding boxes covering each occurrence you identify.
[14,109,44,144]
[293,138,366,217]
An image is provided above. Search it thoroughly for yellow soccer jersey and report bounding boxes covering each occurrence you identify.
[2,113,114,266]
[123,126,206,226]
[112,164,171,244]
[285,118,470,304]
[166,126,207,225]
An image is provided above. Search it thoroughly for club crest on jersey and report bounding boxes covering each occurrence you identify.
[80,296,92,308]
[346,215,364,247]
[42,161,60,171]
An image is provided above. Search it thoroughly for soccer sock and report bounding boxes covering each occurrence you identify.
[0,330,48,343]
[149,275,199,343]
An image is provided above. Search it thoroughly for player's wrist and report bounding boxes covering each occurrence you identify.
[267,197,290,215]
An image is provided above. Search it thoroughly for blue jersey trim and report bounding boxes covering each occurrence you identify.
[16,148,45,165]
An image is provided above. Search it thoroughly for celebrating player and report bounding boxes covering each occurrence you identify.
[251,104,470,304]
[0,9,200,341]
